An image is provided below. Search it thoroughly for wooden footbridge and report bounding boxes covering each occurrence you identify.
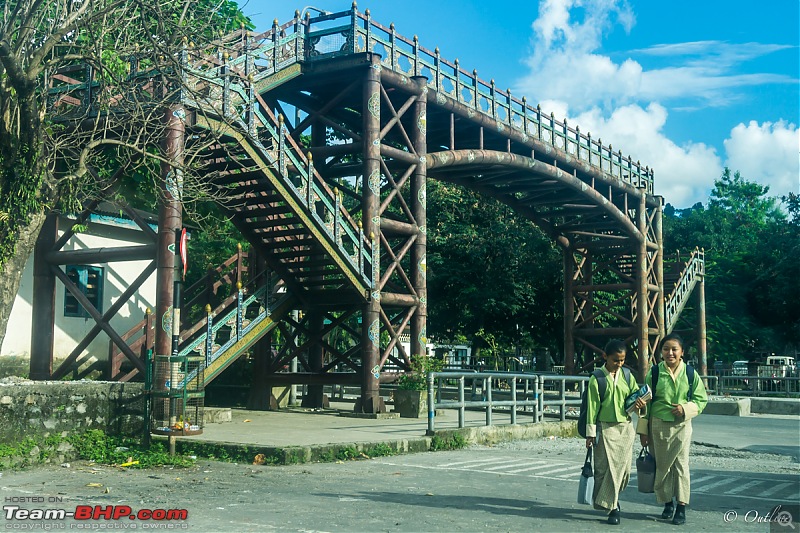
[34,5,706,413]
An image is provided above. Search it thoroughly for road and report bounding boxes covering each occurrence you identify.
[1,416,798,532]
[692,413,800,459]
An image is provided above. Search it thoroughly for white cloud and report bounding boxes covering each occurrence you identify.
[517,7,795,113]
[520,0,640,113]
[723,121,800,199]
[571,104,724,207]
[512,0,797,207]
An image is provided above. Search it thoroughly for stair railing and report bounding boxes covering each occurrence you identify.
[182,41,374,287]
[108,248,252,380]
[664,248,705,333]
[301,8,653,192]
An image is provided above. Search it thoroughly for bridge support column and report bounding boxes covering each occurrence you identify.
[357,55,385,414]
[697,274,707,377]
[302,311,327,408]
[30,212,58,380]
[636,191,650,382]
[563,249,575,376]
[154,104,185,439]
[248,251,278,410]
[410,76,428,360]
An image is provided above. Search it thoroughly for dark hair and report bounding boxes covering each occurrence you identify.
[604,339,627,357]
[660,333,685,351]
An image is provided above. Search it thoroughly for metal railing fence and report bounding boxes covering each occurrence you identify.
[426,371,591,433]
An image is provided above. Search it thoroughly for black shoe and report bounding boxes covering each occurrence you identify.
[607,508,620,525]
[661,501,674,520]
[672,505,686,525]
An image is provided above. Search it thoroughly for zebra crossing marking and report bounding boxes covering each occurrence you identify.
[527,465,576,477]
[376,457,798,501]
[505,461,559,474]
[443,457,515,468]
[688,474,716,486]
[481,460,543,471]
[693,476,741,493]
[759,482,794,498]
[726,480,766,494]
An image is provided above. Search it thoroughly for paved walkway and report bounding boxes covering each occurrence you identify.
[194,400,529,448]
[184,399,800,459]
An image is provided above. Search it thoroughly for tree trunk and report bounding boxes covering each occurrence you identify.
[0,210,47,353]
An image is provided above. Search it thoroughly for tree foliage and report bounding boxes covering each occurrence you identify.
[664,168,798,360]
[0,0,251,348]
[426,180,563,361]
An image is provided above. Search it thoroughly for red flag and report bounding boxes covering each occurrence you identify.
[179,228,188,279]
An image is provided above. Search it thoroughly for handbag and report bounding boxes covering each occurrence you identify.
[636,446,656,493]
[577,447,594,505]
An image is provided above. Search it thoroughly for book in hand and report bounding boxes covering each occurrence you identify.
[625,384,652,414]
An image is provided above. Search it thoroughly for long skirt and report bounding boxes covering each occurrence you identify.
[651,417,693,504]
[593,421,635,512]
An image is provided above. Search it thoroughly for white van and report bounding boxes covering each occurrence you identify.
[761,356,796,378]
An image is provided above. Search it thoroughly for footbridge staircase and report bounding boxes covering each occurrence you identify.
[43,5,706,409]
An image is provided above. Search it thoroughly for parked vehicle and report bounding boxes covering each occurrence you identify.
[732,360,749,376]
[765,356,795,377]
[757,356,796,390]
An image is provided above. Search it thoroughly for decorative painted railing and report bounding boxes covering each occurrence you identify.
[47,35,374,290]
[179,289,296,387]
[665,248,705,333]
[206,6,654,192]
[109,248,252,381]
[179,284,282,367]
[182,44,374,288]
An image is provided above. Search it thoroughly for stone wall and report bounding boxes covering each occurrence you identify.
[0,378,145,447]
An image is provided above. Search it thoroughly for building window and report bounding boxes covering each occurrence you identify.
[64,265,104,318]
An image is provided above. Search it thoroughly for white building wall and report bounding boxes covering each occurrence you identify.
[1,215,157,364]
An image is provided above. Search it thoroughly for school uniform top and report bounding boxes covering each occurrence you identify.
[636,361,708,435]
[584,366,639,438]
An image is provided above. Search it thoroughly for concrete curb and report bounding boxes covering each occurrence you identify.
[751,397,800,416]
[172,420,578,466]
[171,435,435,465]
[704,398,751,416]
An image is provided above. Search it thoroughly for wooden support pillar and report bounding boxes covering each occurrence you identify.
[410,76,428,361]
[302,312,327,408]
[584,250,594,368]
[154,104,185,443]
[563,249,575,375]
[697,275,707,377]
[636,191,649,383]
[154,104,185,361]
[30,212,58,380]
[306,117,328,408]
[357,54,385,413]
[247,250,277,410]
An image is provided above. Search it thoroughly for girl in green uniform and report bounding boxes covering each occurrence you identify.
[638,333,708,525]
[585,340,643,525]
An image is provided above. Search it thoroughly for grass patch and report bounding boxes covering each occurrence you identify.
[430,433,467,451]
[0,430,196,469]
[363,443,395,457]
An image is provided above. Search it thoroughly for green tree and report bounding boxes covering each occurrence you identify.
[663,168,793,360]
[426,180,563,362]
[0,0,251,349]
[747,192,800,346]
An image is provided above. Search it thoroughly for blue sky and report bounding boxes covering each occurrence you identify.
[243,1,799,208]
